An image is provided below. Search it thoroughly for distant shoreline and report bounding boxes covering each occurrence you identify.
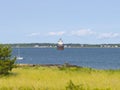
[3,43,120,48]
[13,47,120,49]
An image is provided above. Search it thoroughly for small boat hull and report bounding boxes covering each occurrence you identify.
[17,57,23,60]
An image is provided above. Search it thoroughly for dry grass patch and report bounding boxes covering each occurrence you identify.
[0,66,120,90]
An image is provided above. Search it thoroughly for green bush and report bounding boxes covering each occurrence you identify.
[66,80,85,90]
[0,44,16,74]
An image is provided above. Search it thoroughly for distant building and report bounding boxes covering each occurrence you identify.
[34,45,39,48]
[57,38,64,50]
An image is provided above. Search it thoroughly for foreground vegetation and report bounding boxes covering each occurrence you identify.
[0,44,16,74]
[0,66,120,90]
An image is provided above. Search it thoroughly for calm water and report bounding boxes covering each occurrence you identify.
[12,48,120,69]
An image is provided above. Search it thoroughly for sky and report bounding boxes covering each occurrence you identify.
[0,0,120,44]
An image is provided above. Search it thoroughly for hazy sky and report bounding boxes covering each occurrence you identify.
[0,0,120,44]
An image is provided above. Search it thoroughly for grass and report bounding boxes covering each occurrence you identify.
[0,66,120,90]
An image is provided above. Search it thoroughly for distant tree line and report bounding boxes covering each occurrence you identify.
[4,43,120,48]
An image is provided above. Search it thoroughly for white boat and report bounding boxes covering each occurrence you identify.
[17,56,23,60]
[17,46,23,60]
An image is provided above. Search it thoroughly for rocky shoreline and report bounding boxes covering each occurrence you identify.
[16,63,81,68]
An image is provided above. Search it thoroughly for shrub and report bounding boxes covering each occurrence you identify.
[66,80,85,90]
[0,44,16,74]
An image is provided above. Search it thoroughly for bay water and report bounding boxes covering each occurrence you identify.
[12,48,120,69]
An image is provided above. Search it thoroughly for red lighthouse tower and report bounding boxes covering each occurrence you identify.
[57,38,64,50]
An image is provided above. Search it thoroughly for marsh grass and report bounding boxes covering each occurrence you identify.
[0,66,120,90]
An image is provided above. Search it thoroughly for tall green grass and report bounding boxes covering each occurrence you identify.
[0,66,120,90]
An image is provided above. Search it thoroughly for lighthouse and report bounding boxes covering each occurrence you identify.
[57,38,64,50]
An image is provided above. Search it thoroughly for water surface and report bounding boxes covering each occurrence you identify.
[12,48,120,69]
